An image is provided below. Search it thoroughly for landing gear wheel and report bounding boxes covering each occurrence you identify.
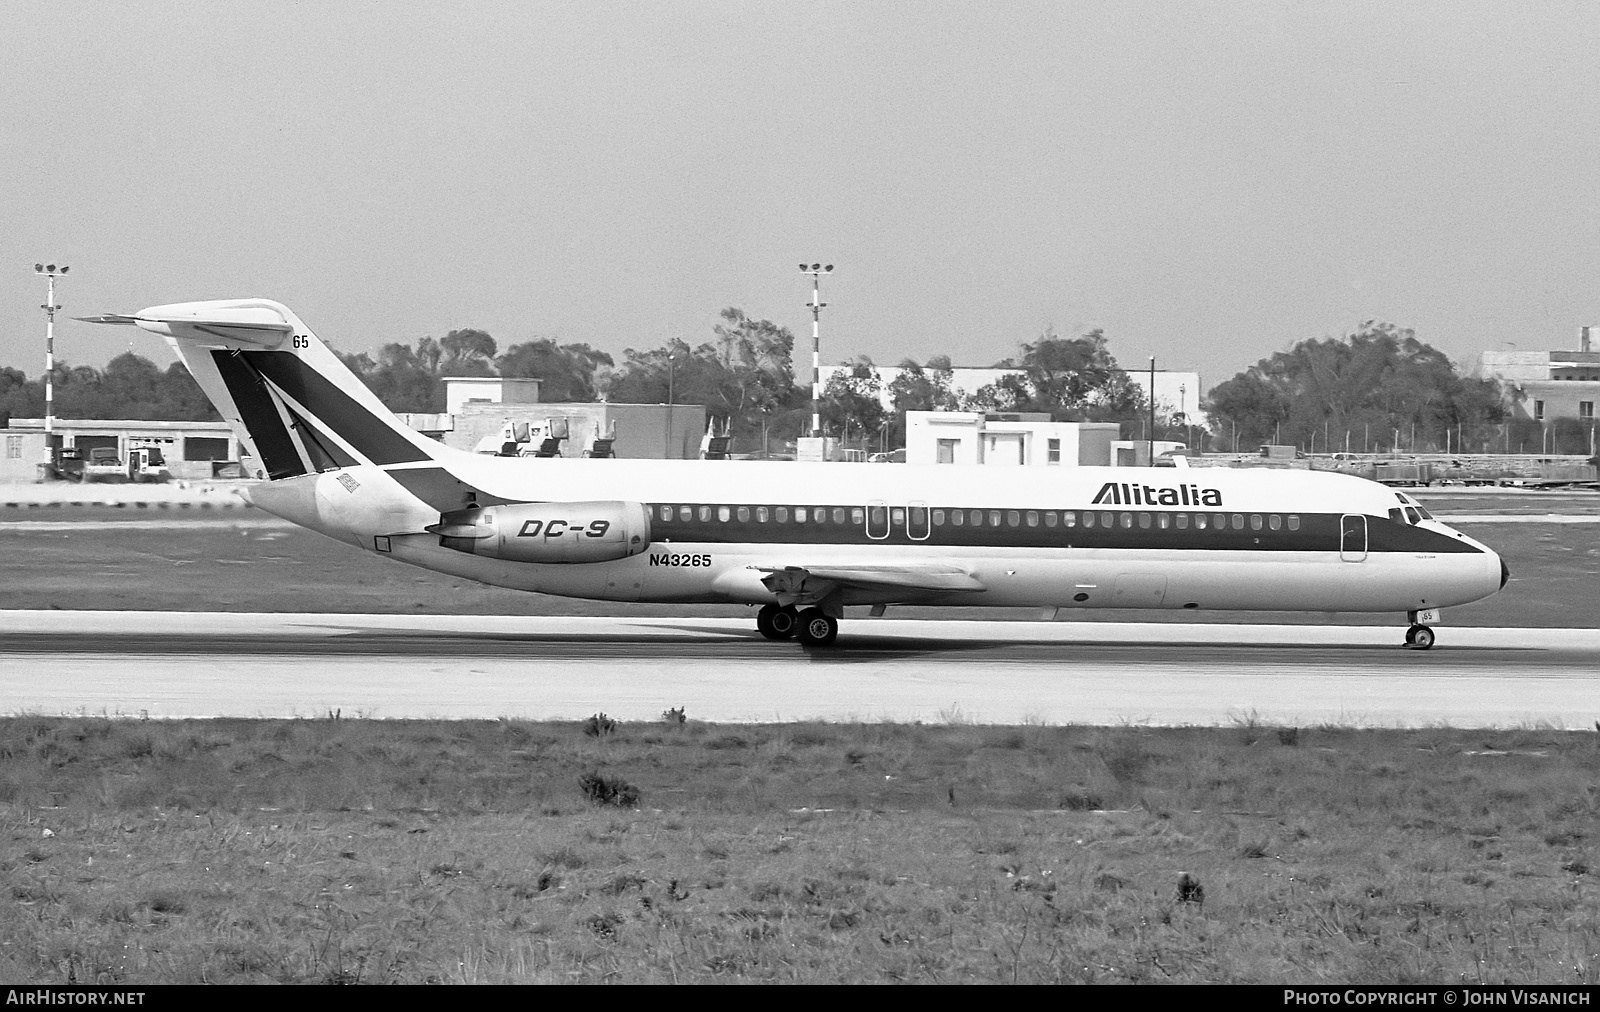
[757,604,798,640]
[795,608,838,647]
[1405,624,1435,650]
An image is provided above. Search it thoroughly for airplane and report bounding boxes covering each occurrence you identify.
[83,299,1508,650]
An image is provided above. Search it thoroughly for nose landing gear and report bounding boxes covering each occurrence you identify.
[1403,609,1439,649]
[1404,624,1435,650]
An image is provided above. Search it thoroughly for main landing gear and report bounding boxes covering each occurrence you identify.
[755,604,838,646]
[756,604,798,640]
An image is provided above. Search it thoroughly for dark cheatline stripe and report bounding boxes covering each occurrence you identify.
[286,406,360,470]
[645,505,1484,554]
[210,351,307,480]
[241,351,433,466]
[387,466,523,513]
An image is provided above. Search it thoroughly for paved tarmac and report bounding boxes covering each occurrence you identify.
[3,612,1594,727]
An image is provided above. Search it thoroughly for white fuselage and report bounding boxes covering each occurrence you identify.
[245,456,1506,615]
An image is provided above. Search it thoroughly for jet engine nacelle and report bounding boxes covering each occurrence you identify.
[429,501,652,564]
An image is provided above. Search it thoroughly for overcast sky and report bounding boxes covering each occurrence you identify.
[3,1,1597,392]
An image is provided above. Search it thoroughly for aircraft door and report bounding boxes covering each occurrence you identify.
[906,501,930,541]
[866,500,890,540]
[1340,514,1367,562]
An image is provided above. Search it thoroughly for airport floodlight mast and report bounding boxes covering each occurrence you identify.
[33,263,69,435]
[799,263,833,438]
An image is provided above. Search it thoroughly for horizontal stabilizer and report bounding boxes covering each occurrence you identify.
[74,314,140,326]
[81,302,293,347]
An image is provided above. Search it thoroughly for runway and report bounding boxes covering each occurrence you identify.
[3,611,1595,727]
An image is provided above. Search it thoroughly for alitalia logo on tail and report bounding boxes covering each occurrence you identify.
[1091,481,1223,507]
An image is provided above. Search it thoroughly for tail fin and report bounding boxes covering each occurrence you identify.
[84,299,448,480]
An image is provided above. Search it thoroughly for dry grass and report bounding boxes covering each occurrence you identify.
[0,716,1596,983]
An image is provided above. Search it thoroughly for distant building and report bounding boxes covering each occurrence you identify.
[1480,327,1600,424]
[905,411,1121,466]
[443,376,542,415]
[1,418,242,480]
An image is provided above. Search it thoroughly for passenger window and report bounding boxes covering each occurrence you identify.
[1269,515,1281,531]
[698,506,710,522]
[1157,513,1170,529]
[1232,514,1244,530]
[932,509,945,526]
[757,507,769,522]
[1214,513,1228,530]
[1062,512,1076,528]
[1006,510,1020,527]
[1194,514,1208,530]
[718,506,730,522]
[794,507,807,523]
[891,507,905,525]
[906,506,923,526]
[1138,513,1151,529]
[1120,512,1133,529]
[833,508,846,524]
[851,507,864,525]
[1176,513,1188,529]
[989,510,1002,527]
[1250,514,1262,531]
[679,506,693,522]
[1026,511,1039,527]
[737,506,750,522]
[660,505,673,522]
[952,510,964,526]
[776,507,789,523]
[1288,515,1300,531]
[1044,512,1058,528]
[971,511,984,527]
[1101,512,1114,528]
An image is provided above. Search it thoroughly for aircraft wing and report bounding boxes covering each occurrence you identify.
[754,562,985,607]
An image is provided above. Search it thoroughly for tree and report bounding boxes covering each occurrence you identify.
[821,356,887,449]
[887,356,960,414]
[604,308,803,453]
[438,328,497,377]
[339,341,447,412]
[1204,321,1506,453]
[497,339,613,402]
[967,328,1144,419]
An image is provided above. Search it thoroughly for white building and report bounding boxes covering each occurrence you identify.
[443,376,542,415]
[905,411,1121,466]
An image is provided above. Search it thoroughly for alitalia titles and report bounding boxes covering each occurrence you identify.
[1091,481,1223,508]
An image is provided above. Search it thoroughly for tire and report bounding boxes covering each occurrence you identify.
[756,604,797,641]
[1409,625,1435,651]
[795,608,838,647]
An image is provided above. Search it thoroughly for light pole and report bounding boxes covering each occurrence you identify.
[1147,357,1156,465]
[33,263,69,435]
[799,263,833,438]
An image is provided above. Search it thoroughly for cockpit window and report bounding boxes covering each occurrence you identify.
[1389,508,1404,523]
[1414,505,1433,520]
[1404,507,1422,524]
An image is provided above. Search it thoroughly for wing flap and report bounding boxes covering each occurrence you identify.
[754,562,986,605]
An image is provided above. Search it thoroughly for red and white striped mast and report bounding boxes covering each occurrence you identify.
[34,263,70,435]
[799,263,833,437]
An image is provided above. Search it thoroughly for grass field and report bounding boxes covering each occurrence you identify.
[1,716,1596,984]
